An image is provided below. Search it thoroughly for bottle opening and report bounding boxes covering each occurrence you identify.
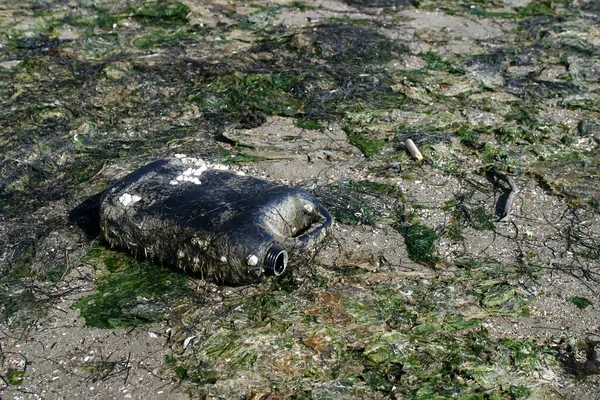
[264,246,288,276]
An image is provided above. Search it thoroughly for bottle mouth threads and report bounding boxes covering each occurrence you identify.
[264,246,288,276]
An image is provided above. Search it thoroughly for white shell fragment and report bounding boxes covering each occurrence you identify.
[182,335,196,350]
[118,193,142,207]
[171,158,231,185]
[247,254,259,266]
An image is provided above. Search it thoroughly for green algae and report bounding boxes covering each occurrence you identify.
[517,0,571,17]
[420,50,463,74]
[132,28,190,49]
[295,119,326,131]
[160,258,552,398]
[7,369,25,386]
[283,1,315,12]
[73,158,105,183]
[73,247,190,328]
[214,148,267,164]
[0,278,42,329]
[129,1,190,25]
[419,0,571,19]
[237,5,280,31]
[313,180,403,226]
[344,128,385,158]
[569,296,593,310]
[191,71,303,122]
[398,222,439,265]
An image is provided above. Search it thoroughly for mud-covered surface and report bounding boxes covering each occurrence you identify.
[1,0,600,398]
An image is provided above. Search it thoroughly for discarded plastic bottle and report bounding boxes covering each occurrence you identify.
[100,157,332,285]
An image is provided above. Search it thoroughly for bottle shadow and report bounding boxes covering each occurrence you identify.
[68,191,104,238]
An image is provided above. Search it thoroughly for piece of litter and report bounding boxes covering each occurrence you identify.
[405,139,423,161]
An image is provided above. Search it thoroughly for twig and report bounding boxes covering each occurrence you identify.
[0,374,9,389]
[88,162,107,182]
[123,351,131,385]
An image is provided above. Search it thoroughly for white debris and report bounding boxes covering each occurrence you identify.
[178,156,204,166]
[174,175,201,184]
[190,237,207,247]
[183,336,196,350]
[246,254,259,266]
[169,156,240,185]
[118,193,142,207]
[193,165,207,175]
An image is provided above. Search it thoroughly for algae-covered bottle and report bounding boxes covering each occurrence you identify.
[100,157,332,284]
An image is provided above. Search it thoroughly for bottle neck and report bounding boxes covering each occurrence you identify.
[263,246,288,276]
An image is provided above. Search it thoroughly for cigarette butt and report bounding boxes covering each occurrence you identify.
[405,139,423,160]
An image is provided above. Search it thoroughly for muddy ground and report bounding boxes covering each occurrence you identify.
[1,0,600,399]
